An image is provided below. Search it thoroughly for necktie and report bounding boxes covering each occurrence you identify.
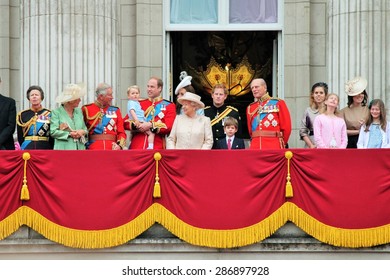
[227,138,232,150]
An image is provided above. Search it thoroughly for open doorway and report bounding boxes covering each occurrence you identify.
[170,31,278,138]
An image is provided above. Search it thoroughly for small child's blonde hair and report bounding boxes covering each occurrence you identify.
[127,85,140,95]
[224,117,238,129]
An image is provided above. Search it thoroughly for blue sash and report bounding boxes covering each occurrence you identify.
[251,99,279,132]
[145,100,169,121]
[21,113,51,150]
[93,106,117,134]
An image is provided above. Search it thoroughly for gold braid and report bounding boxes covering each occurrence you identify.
[16,111,51,137]
[210,108,232,126]
[83,107,104,132]
[144,105,155,119]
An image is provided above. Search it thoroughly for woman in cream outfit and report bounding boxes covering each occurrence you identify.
[167,92,213,149]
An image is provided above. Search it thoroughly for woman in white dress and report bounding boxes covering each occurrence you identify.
[166,92,213,149]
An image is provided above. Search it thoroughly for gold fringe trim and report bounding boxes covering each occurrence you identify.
[20,152,31,201]
[0,208,25,240]
[286,202,390,248]
[4,203,390,249]
[284,151,293,198]
[153,203,288,248]
[18,206,155,249]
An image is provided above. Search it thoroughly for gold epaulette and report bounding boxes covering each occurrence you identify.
[227,105,238,112]
[204,106,211,110]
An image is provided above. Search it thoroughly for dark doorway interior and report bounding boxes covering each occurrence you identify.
[171,31,277,138]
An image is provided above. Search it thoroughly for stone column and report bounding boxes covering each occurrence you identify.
[328,0,390,106]
[20,0,118,109]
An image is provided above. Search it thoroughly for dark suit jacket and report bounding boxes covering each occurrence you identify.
[215,137,245,150]
[0,94,16,150]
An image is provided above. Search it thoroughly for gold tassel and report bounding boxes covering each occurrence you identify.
[285,181,293,198]
[154,181,161,198]
[153,152,162,198]
[20,152,31,201]
[284,151,293,198]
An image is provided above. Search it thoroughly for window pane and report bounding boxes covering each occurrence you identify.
[170,0,218,24]
[230,0,278,23]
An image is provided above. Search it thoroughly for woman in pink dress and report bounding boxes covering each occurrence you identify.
[313,93,348,148]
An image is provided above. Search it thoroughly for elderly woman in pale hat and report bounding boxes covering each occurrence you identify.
[50,83,88,150]
[166,92,213,149]
[339,76,369,148]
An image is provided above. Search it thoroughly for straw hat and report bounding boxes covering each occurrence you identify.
[345,76,368,96]
[177,92,204,108]
[56,83,86,104]
[174,71,192,95]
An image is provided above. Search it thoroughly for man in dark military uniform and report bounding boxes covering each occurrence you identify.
[204,84,242,149]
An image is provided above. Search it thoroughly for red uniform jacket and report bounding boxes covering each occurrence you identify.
[82,102,126,150]
[246,94,291,149]
[129,97,176,149]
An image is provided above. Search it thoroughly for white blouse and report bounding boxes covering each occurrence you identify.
[166,114,213,149]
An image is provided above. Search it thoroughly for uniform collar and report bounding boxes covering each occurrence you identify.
[259,93,271,102]
[148,96,163,103]
[94,100,108,109]
[31,105,43,113]
[212,103,227,110]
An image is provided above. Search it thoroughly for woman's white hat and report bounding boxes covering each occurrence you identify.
[345,76,368,96]
[174,71,192,95]
[177,92,205,108]
[56,83,86,104]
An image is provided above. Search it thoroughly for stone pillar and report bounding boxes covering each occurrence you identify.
[328,0,390,106]
[20,0,118,109]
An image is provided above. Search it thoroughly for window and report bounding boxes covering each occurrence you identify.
[170,0,217,24]
[168,0,279,27]
[229,0,278,23]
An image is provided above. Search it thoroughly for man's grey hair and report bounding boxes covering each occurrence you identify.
[95,83,112,97]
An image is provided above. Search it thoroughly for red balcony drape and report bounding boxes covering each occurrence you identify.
[1,149,390,249]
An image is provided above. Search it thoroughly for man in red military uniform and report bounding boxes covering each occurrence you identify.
[82,83,126,150]
[129,77,176,149]
[246,78,291,149]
